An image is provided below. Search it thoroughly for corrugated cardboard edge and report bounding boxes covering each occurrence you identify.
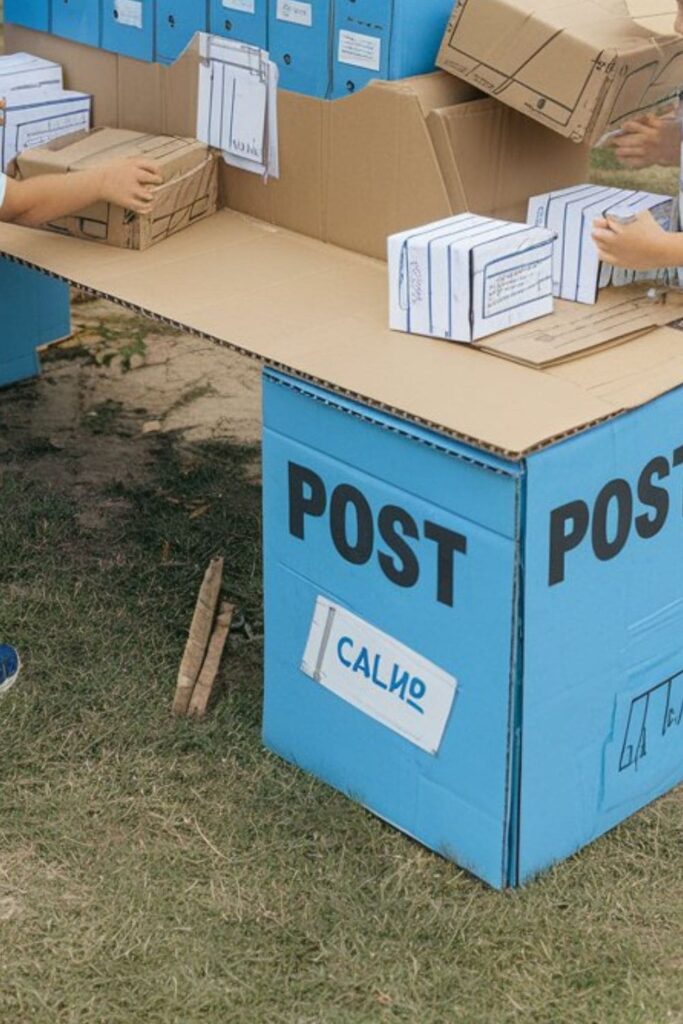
[0,241,652,462]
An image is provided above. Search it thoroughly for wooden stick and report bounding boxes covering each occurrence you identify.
[173,557,224,715]
[187,601,235,719]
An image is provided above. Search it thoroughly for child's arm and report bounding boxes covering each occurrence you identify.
[592,211,683,270]
[610,113,682,169]
[0,157,163,227]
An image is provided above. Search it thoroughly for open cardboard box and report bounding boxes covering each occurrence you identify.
[1,25,683,462]
[438,0,683,146]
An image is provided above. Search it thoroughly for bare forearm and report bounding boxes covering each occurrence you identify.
[2,168,106,227]
[659,232,683,268]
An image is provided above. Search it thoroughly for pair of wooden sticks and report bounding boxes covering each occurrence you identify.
[172,557,234,718]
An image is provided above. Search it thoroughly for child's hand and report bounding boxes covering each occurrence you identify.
[99,157,164,213]
[591,210,673,270]
[610,113,682,168]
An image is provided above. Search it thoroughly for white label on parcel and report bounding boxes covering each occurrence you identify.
[276,0,313,26]
[223,0,256,11]
[301,597,457,755]
[338,30,382,71]
[114,0,143,29]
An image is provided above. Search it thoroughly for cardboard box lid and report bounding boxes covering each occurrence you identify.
[2,212,682,459]
[16,127,210,184]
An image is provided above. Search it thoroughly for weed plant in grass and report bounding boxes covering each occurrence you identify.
[0,422,681,1024]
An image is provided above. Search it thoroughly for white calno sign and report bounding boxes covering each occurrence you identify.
[301,597,458,755]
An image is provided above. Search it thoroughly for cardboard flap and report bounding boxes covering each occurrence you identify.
[625,0,679,35]
[428,98,590,223]
[480,287,683,366]
[549,324,683,407]
[323,78,456,257]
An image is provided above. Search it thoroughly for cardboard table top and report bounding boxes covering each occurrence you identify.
[2,211,683,459]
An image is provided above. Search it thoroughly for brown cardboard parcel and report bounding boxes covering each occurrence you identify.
[5,26,590,262]
[438,0,683,146]
[2,25,683,460]
[15,128,219,251]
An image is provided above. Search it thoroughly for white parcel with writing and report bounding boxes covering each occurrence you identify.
[389,213,556,343]
[0,87,92,171]
[528,185,677,305]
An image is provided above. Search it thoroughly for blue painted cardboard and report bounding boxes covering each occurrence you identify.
[52,0,101,47]
[519,388,683,883]
[262,369,683,887]
[330,0,454,99]
[156,0,208,63]
[268,0,334,98]
[4,0,51,31]
[101,0,155,61]
[209,0,268,49]
[0,258,71,388]
[263,370,523,889]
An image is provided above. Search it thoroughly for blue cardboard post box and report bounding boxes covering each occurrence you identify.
[263,365,683,888]
[52,0,101,47]
[101,0,155,61]
[0,258,71,388]
[156,0,208,64]
[4,0,51,31]
[209,0,268,49]
[330,0,454,98]
[268,0,334,97]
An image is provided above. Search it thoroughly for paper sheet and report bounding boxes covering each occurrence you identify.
[197,34,279,179]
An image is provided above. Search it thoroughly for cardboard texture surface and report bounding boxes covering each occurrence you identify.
[438,0,683,145]
[262,368,683,886]
[15,128,219,250]
[2,209,683,458]
[4,26,590,261]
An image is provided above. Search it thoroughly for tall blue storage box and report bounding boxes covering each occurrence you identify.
[263,368,683,888]
[101,0,155,61]
[268,0,334,97]
[52,0,101,48]
[0,259,71,388]
[209,0,268,49]
[4,0,51,31]
[156,0,208,63]
[331,0,455,98]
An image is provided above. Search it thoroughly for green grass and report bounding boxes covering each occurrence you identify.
[590,148,679,196]
[0,420,682,1024]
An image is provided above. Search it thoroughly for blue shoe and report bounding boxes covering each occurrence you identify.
[0,644,21,696]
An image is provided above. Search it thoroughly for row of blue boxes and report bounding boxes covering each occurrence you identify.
[6,0,455,97]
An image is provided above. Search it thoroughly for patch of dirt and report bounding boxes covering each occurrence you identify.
[0,297,262,509]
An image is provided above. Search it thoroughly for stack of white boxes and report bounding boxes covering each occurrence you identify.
[528,185,677,304]
[0,53,92,172]
[389,214,556,343]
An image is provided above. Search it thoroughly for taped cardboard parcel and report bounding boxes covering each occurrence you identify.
[4,25,590,261]
[438,0,683,145]
[14,127,219,251]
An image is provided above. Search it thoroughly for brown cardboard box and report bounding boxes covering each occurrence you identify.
[437,0,683,146]
[5,26,589,261]
[15,127,219,250]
